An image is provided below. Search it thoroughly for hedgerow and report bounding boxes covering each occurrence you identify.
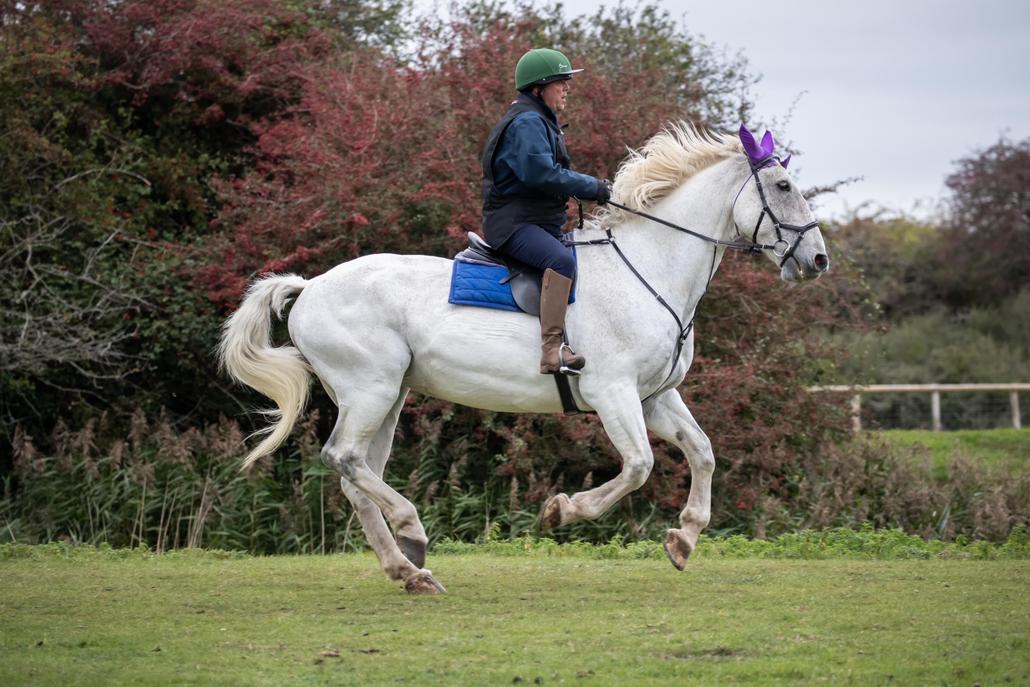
[4,412,1027,551]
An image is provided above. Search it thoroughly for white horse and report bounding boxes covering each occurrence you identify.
[219,123,829,593]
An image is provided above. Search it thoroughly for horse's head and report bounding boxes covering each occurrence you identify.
[731,124,829,281]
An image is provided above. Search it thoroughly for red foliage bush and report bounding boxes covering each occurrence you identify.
[82,0,331,120]
[195,11,736,306]
[200,51,471,304]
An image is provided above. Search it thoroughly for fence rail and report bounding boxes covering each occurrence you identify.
[807,383,1030,432]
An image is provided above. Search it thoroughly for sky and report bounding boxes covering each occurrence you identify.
[422,0,1030,221]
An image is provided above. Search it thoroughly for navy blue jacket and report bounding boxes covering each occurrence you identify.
[481,93,600,247]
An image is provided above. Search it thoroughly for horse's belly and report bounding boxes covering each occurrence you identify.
[294,254,567,413]
[404,307,565,413]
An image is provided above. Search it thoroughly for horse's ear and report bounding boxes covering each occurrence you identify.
[739,123,761,162]
[780,154,791,170]
[760,130,775,157]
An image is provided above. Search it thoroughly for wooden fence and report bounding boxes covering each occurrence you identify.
[807,383,1030,432]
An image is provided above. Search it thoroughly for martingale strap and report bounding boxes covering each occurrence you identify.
[564,228,716,404]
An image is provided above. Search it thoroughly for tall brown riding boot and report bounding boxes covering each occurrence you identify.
[539,268,586,375]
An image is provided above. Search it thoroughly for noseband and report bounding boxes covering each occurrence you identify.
[732,155,820,268]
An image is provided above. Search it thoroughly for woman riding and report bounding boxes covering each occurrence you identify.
[481,48,611,376]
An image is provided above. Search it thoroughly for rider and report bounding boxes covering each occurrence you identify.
[481,48,611,376]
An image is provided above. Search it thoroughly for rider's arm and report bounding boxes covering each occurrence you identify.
[505,114,603,200]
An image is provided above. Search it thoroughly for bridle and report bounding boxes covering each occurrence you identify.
[597,154,820,268]
[564,153,820,403]
[732,154,821,269]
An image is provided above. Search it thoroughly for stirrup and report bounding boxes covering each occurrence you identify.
[558,343,583,376]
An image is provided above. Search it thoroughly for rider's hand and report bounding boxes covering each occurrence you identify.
[596,179,613,205]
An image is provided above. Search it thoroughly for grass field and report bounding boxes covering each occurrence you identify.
[2,545,1028,686]
[878,428,1030,476]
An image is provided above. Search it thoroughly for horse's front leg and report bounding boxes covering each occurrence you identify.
[542,386,653,527]
[643,389,715,571]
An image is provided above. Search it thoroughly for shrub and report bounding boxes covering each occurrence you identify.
[3,410,362,554]
[4,413,1027,552]
[794,435,1030,541]
[831,296,1030,428]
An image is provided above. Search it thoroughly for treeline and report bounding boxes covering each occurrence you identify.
[2,0,1026,548]
[827,136,1030,428]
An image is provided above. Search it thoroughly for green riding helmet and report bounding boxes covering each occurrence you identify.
[514,48,583,90]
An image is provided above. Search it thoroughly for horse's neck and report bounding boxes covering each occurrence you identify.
[581,159,741,324]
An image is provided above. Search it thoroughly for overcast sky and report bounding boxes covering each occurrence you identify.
[551,0,1030,220]
[422,0,1030,221]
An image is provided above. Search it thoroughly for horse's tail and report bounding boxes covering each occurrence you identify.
[218,274,311,469]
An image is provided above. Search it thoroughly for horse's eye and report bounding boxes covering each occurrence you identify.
[777,180,791,191]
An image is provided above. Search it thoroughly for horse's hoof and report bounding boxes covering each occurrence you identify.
[404,569,446,595]
[397,535,427,569]
[541,493,570,530]
[664,529,694,571]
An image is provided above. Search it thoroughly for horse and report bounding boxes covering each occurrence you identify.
[219,123,829,594]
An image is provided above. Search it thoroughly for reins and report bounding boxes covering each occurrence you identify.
[603,199,773,254]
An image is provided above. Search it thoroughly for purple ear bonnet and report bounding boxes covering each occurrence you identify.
[760,130,774,154]
[739,123,790,169]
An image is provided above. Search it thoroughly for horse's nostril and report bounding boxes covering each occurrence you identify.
[814,253,829,272]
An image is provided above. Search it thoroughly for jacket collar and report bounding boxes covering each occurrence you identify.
[515,91,560,126]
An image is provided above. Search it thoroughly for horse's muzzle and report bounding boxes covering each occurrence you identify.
[781,253,830,282]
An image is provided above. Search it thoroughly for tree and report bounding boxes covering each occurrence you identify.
[0,0,379,437]
[937,135,1030,308]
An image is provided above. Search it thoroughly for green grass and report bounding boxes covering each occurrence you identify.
[879,428,1030,476]
[2,544,1029,686]
[432,526,1030,560]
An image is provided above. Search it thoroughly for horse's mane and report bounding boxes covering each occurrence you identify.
[595,122,742,228]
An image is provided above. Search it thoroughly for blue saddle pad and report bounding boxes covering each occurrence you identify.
[449,260,522,312]
[448,255,576,314]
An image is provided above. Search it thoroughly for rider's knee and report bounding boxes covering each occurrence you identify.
[549,251,576,280]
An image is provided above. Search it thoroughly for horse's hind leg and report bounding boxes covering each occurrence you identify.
[322,387,444,594]
[643,389,715,571]
[337,387,429,578]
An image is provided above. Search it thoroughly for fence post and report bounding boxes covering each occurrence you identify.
[806,383,1030,431]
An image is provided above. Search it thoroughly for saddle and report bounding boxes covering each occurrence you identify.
[448,232,584,414]
[449,232,574,316]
